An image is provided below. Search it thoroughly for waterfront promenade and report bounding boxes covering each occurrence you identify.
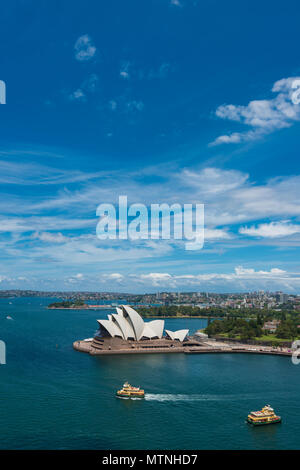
[73,338,293,357]
[186,339,292,356]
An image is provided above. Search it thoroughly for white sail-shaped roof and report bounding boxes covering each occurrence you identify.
[147,320,164,339]
[174,329,189,341]
[111,314,125,339]
[165,329,175,340]
[165,329,189,342]
[112,313,135,340]
[96,306,166,341]
[97,319,123,338]
[141,324,157,339]
[122,305,145,340]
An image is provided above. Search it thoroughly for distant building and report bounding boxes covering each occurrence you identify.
[279,293,289,304]
[262,320,281,333]
[194,332,209,340]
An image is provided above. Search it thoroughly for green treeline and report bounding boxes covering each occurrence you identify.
[48,299,85,308]
[136,305,298,319]
[205,316,300,341]
[136,305,226,317]
[205,317,263,341]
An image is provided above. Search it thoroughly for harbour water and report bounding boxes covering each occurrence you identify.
[0,297,299,449]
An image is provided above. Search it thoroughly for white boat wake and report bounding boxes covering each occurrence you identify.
[144,393,257,402]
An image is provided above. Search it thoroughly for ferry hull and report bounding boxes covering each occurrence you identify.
[116,392,144,399]
[247,417,281,426]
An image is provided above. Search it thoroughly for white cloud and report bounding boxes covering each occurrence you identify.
[204,228,231,240]
[0,158,106,186]
[1,154,300,286]
[102,273,124,283]
[0,216,95,232]
[170,0,182,6]
[33,232,69,243]
[2,160,300,246]
[211,76,300,145]
[234,266,286,277]
[239,221,300,238]
[120,61,130,80]
[180,167,248,194]
[58,266,296,291]
[74,34,96,62]
[69,89,86,102]
[120,71,129,79]
[75,273,84,279]
[111,267,300,291]
[2,264,299,292]
[107,273,123,280]
[3,234,173,273]
[68,74,99,102]
[140,272,172,281]
[122,62,171,81]
[66,273,85,284]
[139,272,174,287]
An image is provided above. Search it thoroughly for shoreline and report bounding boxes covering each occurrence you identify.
[47,307,218,318]
[73,338,293,357]
[47,306,89,310]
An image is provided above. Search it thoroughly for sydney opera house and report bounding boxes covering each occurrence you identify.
[73,305,199,355]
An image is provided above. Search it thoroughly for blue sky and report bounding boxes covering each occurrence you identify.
[0,0,300,293]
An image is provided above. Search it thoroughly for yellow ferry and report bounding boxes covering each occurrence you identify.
[116,382,145,399]
[247,405,281,426]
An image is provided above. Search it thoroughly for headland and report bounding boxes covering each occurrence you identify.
[73,304,294,357]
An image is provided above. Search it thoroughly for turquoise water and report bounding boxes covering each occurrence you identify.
[0,297,299,450]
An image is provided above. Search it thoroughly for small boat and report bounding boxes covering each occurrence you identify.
[116,381,145,399]
[247,405,281,426]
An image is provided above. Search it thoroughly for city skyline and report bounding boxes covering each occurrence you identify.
[0,0,300,292]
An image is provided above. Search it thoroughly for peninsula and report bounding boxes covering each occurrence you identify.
[73,304,295,358]
[48,300,88,309]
